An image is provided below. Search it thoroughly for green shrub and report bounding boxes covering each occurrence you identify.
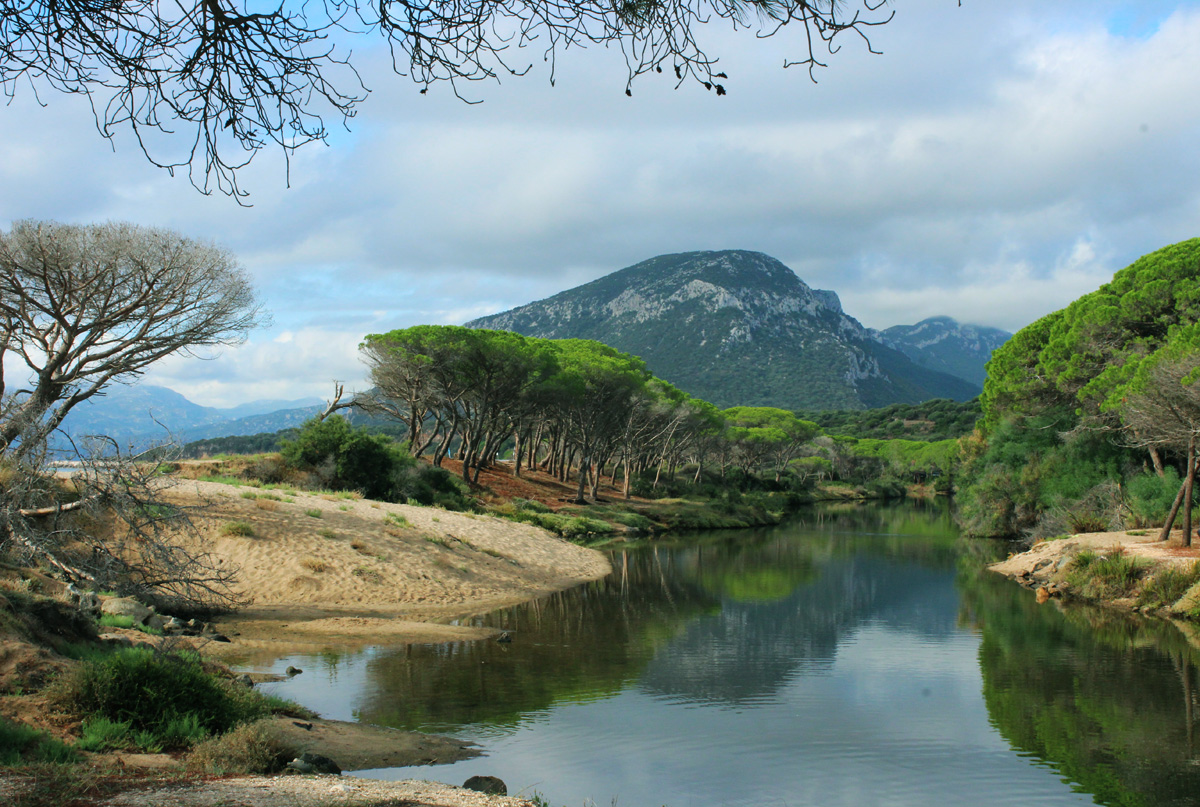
[304,508,322,518]
[48,647,256,749]
[1127,468,1184,528]
[220,521,255,537]
[0,717,81,766]
[1138,562,1200,609]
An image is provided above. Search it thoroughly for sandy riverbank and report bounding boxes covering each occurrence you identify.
[161,478,611,661]
[0,477,613,807]
[989,528,1200,612]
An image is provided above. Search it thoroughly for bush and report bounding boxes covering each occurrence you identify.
[220,521,255,537]
[188,720,295,774]
[1126,468,1184,528]
[1137,562,1200,609]
[47,647,270,751]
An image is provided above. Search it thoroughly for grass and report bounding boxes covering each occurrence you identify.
[1065,549,1149,600]
[254,498,279,511]
[299,557,329,574]
[239,490,258,500]
[0,717,80,766]
[425,534,451,548]
[1137,562,1200,609]
[97,614,163,636]
[199,475,261,488]
[317,528,336,539]
[304,508,322,518]
[384,512,410,528]
[220,521,255,537]
[187,720,295,774]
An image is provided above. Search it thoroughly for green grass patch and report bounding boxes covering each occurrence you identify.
[384,512,411,528]
[0,717,81,766]
[239,490,259,500]
[317,528,336,539]
[1065,549,1149,601]
[304,508,322,519]
[220,521,255,537]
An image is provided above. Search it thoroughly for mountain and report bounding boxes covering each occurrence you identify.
[57,385,323,450]
[466,250,980,410]
[877,316,1011,388]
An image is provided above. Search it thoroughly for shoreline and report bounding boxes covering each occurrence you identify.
[988,529,1200,616]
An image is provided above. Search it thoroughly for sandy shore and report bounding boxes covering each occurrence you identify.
[161,478,612,661]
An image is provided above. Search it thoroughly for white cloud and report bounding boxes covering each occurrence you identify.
[5,0,1200,404]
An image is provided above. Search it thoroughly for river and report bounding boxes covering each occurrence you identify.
[253,501,1200,807]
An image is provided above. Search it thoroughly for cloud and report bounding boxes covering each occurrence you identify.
[4,0,1200,403]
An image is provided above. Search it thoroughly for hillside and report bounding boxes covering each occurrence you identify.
[468,250,980,410]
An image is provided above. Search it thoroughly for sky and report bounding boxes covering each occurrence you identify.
[2,0,1199,407]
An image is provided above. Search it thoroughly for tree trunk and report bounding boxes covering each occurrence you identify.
[1150,446,1166,478]
[1187,437,1198,548]
[1160,474,1189,542]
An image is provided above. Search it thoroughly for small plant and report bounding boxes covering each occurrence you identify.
[254,498,279,511]
[338,504,350,512]
[384,512,410,528]
[352,566,382,584]
[425,534,451,548]
[304,508,322,519]
[240,490,258,500]
[220,521,255,537]
[318,528,336,539]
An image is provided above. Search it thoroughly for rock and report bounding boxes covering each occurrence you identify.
[286,666,303,676]
[209,633,231,643]
[98,633,133,647]
[1035,587,1050,604]
[145,613,169,631]
[1032,559,1054,574]
[163,616,186,633]
[496,631,513,644]
[101,597,153,625]
[463,775,507,796]
[287,752,341,775]
[234,673,254,687]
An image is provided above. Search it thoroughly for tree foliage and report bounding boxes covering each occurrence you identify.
[354,325,827,500]
[962,238,1200,539]
[0,0,895,196]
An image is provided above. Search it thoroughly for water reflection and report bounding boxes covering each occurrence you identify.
[961,552,1200,807]
[260,501,1200,806]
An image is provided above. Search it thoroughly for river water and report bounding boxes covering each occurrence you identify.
[253,501,1200,807]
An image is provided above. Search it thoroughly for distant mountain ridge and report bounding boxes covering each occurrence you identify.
[877,316,1011,388]
[57,386,324,450]
[467,250,985,411]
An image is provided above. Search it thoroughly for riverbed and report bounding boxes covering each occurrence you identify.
[244,502,1200,807]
